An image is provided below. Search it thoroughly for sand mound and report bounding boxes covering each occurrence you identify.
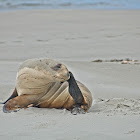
[90,98,140,116]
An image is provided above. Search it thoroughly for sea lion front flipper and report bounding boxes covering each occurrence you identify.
[67,72,85,114]
[68,72,84,104]
[3,94,39,113]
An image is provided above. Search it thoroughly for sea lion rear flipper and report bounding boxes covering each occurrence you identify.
[71,104,86,115]
[67,72,85,115]
[1,88,18,104]
[3,94,39,113]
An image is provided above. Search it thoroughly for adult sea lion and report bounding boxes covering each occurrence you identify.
[2,58,92,115]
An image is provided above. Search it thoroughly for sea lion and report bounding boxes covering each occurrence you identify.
[2,58,92,115]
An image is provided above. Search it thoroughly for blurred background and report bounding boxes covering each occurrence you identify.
[0,0,140,11]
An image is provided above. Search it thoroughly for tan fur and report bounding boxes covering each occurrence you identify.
[4,58,92,112]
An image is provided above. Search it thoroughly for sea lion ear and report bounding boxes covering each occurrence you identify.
[67,72,84,104]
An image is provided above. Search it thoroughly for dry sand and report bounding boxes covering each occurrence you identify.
[0,10,140,140]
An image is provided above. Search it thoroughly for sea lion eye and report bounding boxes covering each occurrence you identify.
[52,64,62,71]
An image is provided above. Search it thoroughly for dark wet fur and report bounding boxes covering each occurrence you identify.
[67,72,84,105]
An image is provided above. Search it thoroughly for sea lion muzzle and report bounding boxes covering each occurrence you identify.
[67,71,84,105]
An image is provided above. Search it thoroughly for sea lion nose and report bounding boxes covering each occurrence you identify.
[56,70,70,81]
[63,72,70,81]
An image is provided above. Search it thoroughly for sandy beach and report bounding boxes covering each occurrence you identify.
[0,10,140,140]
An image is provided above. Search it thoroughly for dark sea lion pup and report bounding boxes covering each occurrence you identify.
[2,58,92,115]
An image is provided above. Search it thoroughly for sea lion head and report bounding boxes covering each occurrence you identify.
[18,58,70,83]
[49,60,70,82]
